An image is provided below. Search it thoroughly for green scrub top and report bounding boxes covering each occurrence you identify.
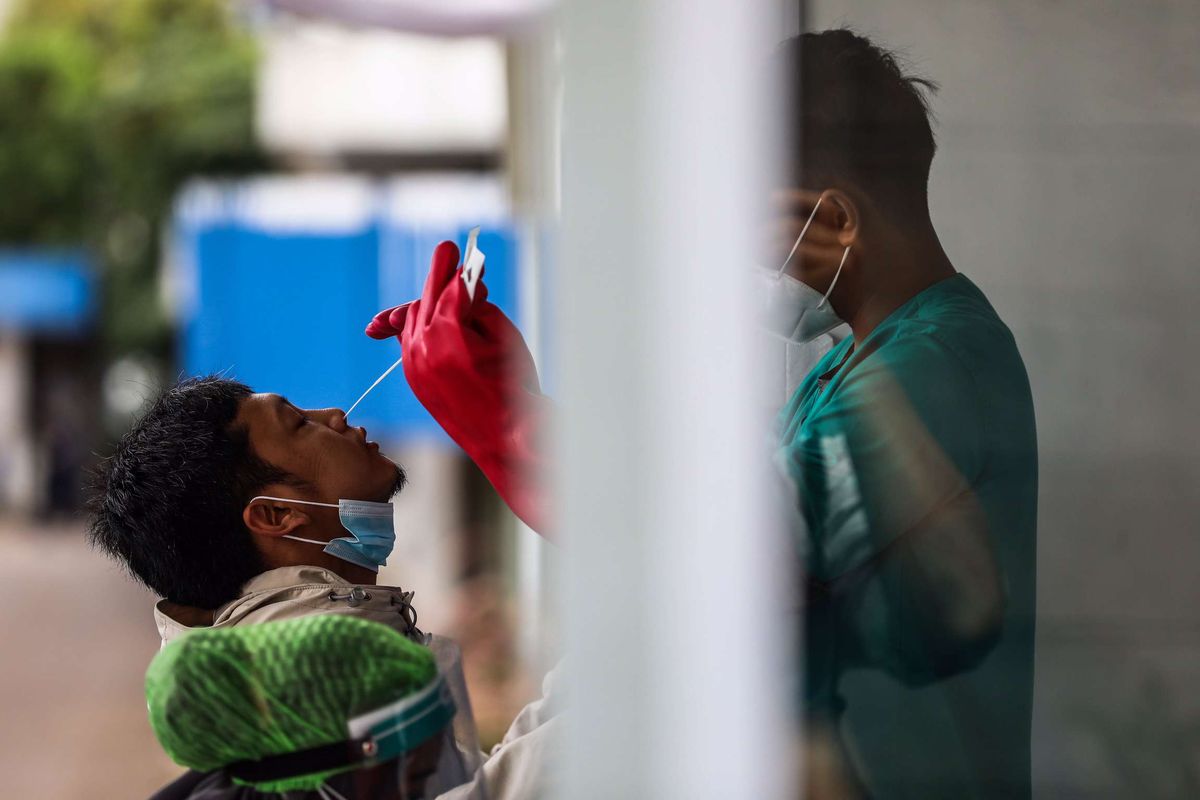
[777,274,1037,800]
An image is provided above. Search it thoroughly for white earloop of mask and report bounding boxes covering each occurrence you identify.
[777,194,851,310]
[819,245,851,311]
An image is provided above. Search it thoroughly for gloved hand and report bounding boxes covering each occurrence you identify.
[366,241,553,536]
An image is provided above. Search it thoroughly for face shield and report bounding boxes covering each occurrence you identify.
[227,652,485,800]
[146,617,487,800]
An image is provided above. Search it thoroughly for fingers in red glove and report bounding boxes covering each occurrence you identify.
[388,302,413,333]
[402,284,422,343]
[470,266,490,309]
[417,241,461,329]
[365,302,413,339]
[432,268,474,325]
[433,261,497,327]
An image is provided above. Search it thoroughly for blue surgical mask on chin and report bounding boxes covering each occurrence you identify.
[250,496,397,572]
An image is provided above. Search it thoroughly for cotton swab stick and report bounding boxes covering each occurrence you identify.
[345,355,403,420]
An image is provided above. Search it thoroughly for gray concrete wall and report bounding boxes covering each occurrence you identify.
[805,2,1200,796]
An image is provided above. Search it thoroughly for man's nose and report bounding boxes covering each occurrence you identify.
[308,408,349,432]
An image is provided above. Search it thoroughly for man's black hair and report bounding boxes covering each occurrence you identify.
[89,376,297,609]
[780,28,939,218]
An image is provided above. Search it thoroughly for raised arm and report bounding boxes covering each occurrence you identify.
[367,242,554,536]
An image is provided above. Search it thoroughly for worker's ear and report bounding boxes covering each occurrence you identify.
[243,498,309,537]
[821,189,860,249]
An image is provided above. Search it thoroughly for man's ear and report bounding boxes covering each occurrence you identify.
[243,498,309,538]
[822,189,861,248]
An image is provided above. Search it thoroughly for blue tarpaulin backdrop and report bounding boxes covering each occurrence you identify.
[173,179,519,442]
[0,250,94,334]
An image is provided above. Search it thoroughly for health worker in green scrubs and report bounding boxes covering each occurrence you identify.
[767,31,1038,800]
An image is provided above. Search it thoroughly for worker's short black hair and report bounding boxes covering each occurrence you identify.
[89,376,295,609]
[779,28,939,218]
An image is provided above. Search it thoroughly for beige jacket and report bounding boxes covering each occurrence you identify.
[154,565,422,648]
[439,664,562,799]
[153,565,560,799]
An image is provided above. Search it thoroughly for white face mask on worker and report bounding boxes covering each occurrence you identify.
[755,195,850,345]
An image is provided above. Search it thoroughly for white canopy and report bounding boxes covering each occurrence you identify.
[266,0,552,37]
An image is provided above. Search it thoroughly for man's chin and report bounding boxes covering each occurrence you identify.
[359,456,406,502]
[386,462,408,500]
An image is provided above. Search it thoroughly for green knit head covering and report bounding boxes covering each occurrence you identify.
[145,615,438,793]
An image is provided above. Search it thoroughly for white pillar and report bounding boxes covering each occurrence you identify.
[558,1,792,797]
[509,23,562,675]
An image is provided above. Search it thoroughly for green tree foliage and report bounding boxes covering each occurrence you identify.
[0,0,266,354]
[0,23,98,244]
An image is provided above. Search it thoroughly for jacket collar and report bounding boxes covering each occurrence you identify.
[154,565,418,649]
[236,565,359,594]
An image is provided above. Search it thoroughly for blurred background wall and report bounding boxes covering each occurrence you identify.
[806,2,1200,796]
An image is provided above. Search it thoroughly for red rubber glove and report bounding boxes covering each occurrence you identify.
[366,241,554,536]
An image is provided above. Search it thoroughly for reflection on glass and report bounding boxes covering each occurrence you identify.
[770,30,1037,799]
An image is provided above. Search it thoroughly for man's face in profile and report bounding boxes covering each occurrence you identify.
[237,393,404,503]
